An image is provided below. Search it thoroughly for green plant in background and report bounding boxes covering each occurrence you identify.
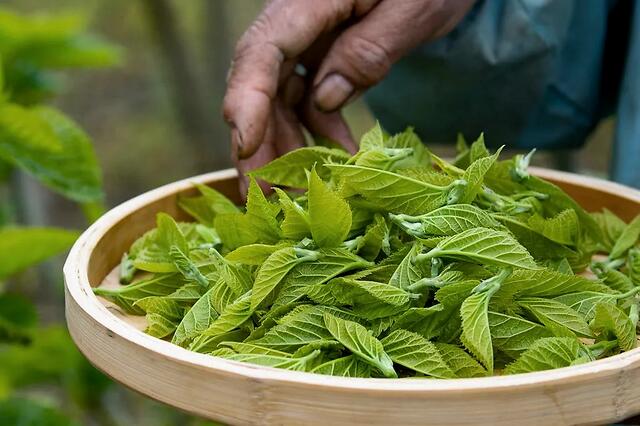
[0,7,120,425]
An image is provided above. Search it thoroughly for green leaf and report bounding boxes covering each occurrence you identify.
[220,342,292,357]
[273,248,371,307]
[323,312,397,378]
[209,248,253,296]
[381,329,455,378]
[251,305,335,351]
[488,311,553,357]
[0,226,78,279]
[384,127,430,167]
[208,276,238,314]
[504,337,580,374]
[312,355,373,377]
[0,397,79,426]
[0,104,103,202]
[274,188,310,240]
[460,284,498,373]
[597,268,634,293]
[251,247,319,310]
[359,121,385,151]
[215,177,281,249]
[188,329,249,354]
[422,227,538,270]
[118,252,136,284]
[524,176,603,245]
[328,164,454,215]
[610,214,640,259]
[497,268,612,301]
[391,204,503,238]
[0,293,37,344]
[591,302,636,351]
[308,167,351,247]
[459,147,501,203]
[178,183,239,224]
[592,209,626,251]
[218,348,321,371]
[629,248,640,285]
[528,210,579,246]
[166,283,203,303]
[199,290,253,337]
[495,214,576,260]
[389,305,445,336]
[225,242,292,265]
[134,297,182,338]
[553,291,618,321]
[249,146,350,188]
[327,278,411,320]
[389,242,426,290]
[468,134,489,162]
[172,286,219,347]
[169,246,208,288]
[434,343,487,378]
[93,273,186,314]
[517,297,591,337]
[133,213,188,272]
[356,213,389,260]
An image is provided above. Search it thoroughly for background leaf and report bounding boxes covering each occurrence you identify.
[0,226,78,279]
[0,104,103,202]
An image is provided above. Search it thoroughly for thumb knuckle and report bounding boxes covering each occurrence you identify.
[342,36,392,85]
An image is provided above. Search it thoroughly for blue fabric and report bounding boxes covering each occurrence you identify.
[366,0,638,186]
[612,1,640,187]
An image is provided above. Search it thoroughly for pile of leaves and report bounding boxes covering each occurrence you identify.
[96,124,640,378]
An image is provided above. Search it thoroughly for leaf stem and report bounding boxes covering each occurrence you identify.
[472,268,512,294]
[587,340,618,358]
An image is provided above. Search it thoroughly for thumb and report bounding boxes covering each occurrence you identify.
[312,0,474,112]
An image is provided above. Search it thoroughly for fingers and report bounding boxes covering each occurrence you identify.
[300,97,357,154]
[234,100,306,197]
[231,120,277,199]
[273,101,306,156]
[225,0,380,159]
[312,0,475,112]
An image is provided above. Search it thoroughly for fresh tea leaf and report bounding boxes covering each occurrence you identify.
[422,227,538,270]
[610,214,640,259]
[312,355,373,377]
[434,343,487,378]
[249,146,350,188]
[323,313,396,378]
[328,164,455,215]
[460,285,497,373]
[504,337,580,374]
[307,167,352,247]
[381,329,455,378]
[591,302,636,351]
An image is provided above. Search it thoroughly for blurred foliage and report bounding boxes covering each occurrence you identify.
[0,7,122,425]
[0,5,222,424]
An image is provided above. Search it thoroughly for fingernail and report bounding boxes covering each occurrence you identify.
[313,73,354,112]
[231,127,247,158]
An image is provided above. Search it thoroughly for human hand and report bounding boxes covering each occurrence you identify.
[223,0,475,193]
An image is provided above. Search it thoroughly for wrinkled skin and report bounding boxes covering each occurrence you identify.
[223,0,475,193]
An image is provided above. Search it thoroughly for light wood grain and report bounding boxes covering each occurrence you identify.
[64,167,640,425]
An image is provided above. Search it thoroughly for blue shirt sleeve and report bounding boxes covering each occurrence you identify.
[365,0,637,185]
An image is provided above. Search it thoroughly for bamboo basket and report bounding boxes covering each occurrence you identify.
[64,167,640,426]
